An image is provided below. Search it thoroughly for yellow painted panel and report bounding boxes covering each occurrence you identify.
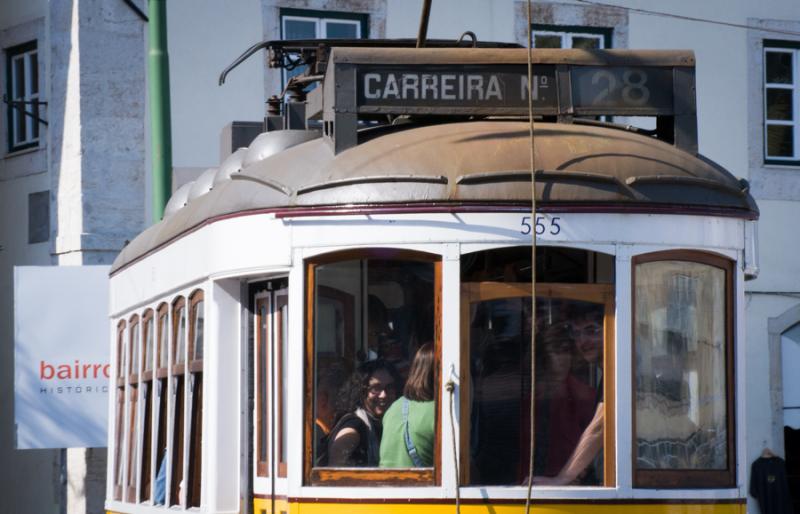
[292,502,744,514]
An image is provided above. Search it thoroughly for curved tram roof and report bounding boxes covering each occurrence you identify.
[112,120,757,274]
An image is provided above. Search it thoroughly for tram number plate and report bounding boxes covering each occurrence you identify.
[520,215,561,236]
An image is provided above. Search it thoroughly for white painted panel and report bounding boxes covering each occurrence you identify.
[782,325,800,428]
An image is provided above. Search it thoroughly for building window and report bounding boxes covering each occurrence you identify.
[305,249,440,485]
[764,41,800,164]
[532,24,611,49]
[5,41,39,152]
[460,246,615,486]
[280,8,369,86]
[633,251,735,488]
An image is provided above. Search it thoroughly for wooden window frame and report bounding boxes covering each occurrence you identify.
[170,296,187,507]
[126,314,141,502]
[139,309,155,502]
[5,40,40,153]
[255,293,271,478]
[276,291,289,478]
[187,290,204,508]
[763,40,800,165]
[304,248,442,486]
[114,320,127,501]
[458,279,616,487]
[151,303,169,505]
[631,250,736,489]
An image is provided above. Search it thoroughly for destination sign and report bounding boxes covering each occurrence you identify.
[354,64,675,115]
[356,65,558,111]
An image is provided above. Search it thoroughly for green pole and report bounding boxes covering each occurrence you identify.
[148,0,173,222]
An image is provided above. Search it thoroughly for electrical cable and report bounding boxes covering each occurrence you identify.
[446,380,461,514]
[525,0,538,512]
[573,0,800,37]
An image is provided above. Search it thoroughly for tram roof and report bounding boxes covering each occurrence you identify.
[111,120,757,274]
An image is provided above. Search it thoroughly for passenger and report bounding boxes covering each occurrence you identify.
[533,306,605,486]
[327,360,399,467]
[379,343,436,468]
[520,322,596,481]
[314,367,346,466]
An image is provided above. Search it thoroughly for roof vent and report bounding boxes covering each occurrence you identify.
[163,181,194,217]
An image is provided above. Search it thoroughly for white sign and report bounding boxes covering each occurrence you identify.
[14,266,110,449]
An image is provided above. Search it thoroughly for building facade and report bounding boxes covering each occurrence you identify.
[2,1,799,513]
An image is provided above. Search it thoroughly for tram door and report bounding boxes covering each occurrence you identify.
[252,281,289,514]
[460,281,615,486]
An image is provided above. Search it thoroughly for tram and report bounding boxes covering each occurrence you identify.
[105,40,759,514]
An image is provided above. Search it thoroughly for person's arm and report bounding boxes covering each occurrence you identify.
[534,402,604,486]
[328,427,360,467]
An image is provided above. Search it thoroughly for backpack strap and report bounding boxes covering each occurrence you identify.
[402,398,424,467]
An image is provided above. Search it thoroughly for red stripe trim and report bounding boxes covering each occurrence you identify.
[280,496,746,505]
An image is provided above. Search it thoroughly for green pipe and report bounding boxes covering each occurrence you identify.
[148,0,173,222]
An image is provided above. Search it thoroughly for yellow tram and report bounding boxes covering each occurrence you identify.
[105,41,759,514]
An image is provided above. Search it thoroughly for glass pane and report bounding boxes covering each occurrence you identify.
[158,314,169,369]
[175,307,186,364]
[118,329,126,378]
[258,301,268,464]
[131,323,140,375]
[313,255,436,469]
[462,247,608,487]
[635,260,728,470]
[284,18,317,39]
[766,51,793,84]
[572,36,602,50]
[192,301,204,361]
[534,34,562,48]
[280,303,289,465]
[325,21,359,39]
[13,57,25,100]
[144,319,154,371]
[767,88,793,121]
[29,52,38,94]
[767,124,795,158]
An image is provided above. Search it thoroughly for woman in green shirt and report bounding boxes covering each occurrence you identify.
[380,343,435,468]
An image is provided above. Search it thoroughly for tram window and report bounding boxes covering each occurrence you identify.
[140,310,154,503]
[255,295,270,477]
[461,246,615,487]
[277,292,289,477]
[187,291,204,508]
[113,320,126,501]
[126,315,140,502]
[306,250,440,485]
[170,297,186,507]
[633,252,734,488]
[153,303,169,505]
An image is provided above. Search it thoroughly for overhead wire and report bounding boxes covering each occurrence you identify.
[525,0,538,512]
[573,0,800,37]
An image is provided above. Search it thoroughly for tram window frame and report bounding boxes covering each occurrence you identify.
[763,40,800,165]
[113,320,127,501]
[152,302,170,506]
[186,290,204,508]
[631,250,736,489]
[126,314,141,503]
[304,249,442,487]
[139,309,155,503]
[459,273,616,487]
[170,297,187,507]
[255,293,271,478]
[276,290,289,478]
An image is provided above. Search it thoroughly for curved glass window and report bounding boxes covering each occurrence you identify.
[633,251,734,488]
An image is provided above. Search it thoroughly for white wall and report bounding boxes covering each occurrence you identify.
[168,0,265,170]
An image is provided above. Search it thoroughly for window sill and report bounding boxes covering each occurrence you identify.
[762,162,800,170]
[3,145,42,159]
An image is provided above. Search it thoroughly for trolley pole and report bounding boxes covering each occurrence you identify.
[148,0,173,222]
